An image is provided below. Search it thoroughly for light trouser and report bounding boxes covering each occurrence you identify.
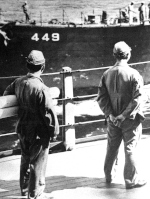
[19,137,50,199]
[104,116,142,186]
[129,11,133,24]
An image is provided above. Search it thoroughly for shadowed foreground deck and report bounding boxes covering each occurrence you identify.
[0,134,150,199]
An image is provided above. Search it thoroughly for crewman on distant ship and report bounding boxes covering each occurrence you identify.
[128,1,136,24]
[22,1,30,23]
[139,2,149,24]
[145,3,149,21]
[139,2,146,24]
[148,2,150,20]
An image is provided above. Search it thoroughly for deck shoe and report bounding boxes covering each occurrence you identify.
[126,180,147,189]
[36,193,54,199]
[21,188,28,196]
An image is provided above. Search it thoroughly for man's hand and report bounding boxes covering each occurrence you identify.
[113,114,125,127]
[109,114,116,123]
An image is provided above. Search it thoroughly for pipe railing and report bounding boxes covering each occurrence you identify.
[0,60,150,80]
[0,60,150,152]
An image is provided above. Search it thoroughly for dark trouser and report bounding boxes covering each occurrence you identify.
[19,135,50,199]
[24,11,30,22]
[104,115,142,186]
[139,12,144,23]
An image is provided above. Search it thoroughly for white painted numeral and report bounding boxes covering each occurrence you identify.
[31,33,39,41]
[42,33,50,41]
[52,33,59,41]
[31,33,60,41]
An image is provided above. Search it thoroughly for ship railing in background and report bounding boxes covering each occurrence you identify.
[1,60,150,156]
[59,61,150,151]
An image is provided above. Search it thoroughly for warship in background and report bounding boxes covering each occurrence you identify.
[0,8,150,95]
[1,6,150,152]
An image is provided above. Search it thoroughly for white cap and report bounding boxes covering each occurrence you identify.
[113,41,131,55]
[27,50,45,65]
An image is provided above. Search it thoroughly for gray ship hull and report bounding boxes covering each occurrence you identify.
[0,23,150,94]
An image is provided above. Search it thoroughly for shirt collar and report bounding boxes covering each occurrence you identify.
[114,62,129,67]
[27,73,44,83]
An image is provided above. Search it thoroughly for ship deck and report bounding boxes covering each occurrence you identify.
[0,132,150,199]
[1,19,147,28]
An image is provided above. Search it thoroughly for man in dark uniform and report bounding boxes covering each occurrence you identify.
[3,50,59,199]
[22,1,30,23]
[148,2,150,19]
[139,2,145,24]
[97,41,147,189]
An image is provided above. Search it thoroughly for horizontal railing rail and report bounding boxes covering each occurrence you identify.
[0,60,150,155]
[0,60,150,80]
[1,115,150,138]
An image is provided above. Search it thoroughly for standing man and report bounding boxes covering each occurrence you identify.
[96,41,146,189]
[128,1,136,24]
[139,2,146,24]
[148,2,150,20]
[3,50,59,199]
[22,1,30,23]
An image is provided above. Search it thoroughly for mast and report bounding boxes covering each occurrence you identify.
[0,9,1,22]
[119,8,121,26]
[63,9,65,24]
[81,12,83,24]
[40,11,42,26]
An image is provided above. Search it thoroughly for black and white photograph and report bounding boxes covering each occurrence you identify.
[0,0,150,198]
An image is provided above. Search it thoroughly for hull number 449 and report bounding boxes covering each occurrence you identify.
[31,33,60,41]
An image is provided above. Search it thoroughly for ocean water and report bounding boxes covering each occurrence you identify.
[0,0,150,152]
[0,0,149,23]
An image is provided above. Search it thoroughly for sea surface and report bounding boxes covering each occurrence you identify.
[1,0,150,153]
[0,0,149,23]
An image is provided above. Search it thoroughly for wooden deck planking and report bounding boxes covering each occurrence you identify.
[45,177,102,192]
[0,137,150,199]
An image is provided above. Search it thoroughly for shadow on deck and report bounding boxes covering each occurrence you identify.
[0,134,150,199]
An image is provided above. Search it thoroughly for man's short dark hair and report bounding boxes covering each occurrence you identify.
[26,63,45,72]
[113,52,129,60]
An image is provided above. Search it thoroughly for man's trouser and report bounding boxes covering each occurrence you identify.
[19,136,50,199]
[104,115,142,186]
[129,11,133,24]
[24,12,30,22]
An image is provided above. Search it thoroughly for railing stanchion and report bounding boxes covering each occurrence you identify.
[62,67,75,151]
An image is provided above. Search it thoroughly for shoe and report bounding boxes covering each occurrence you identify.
[21,189,28,196]
[29,193,53,199]
[37,193,53,199]
[126,180,147,189]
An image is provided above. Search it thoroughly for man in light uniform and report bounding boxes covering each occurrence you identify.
[97,41,147,189]
[128,1,136,24]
